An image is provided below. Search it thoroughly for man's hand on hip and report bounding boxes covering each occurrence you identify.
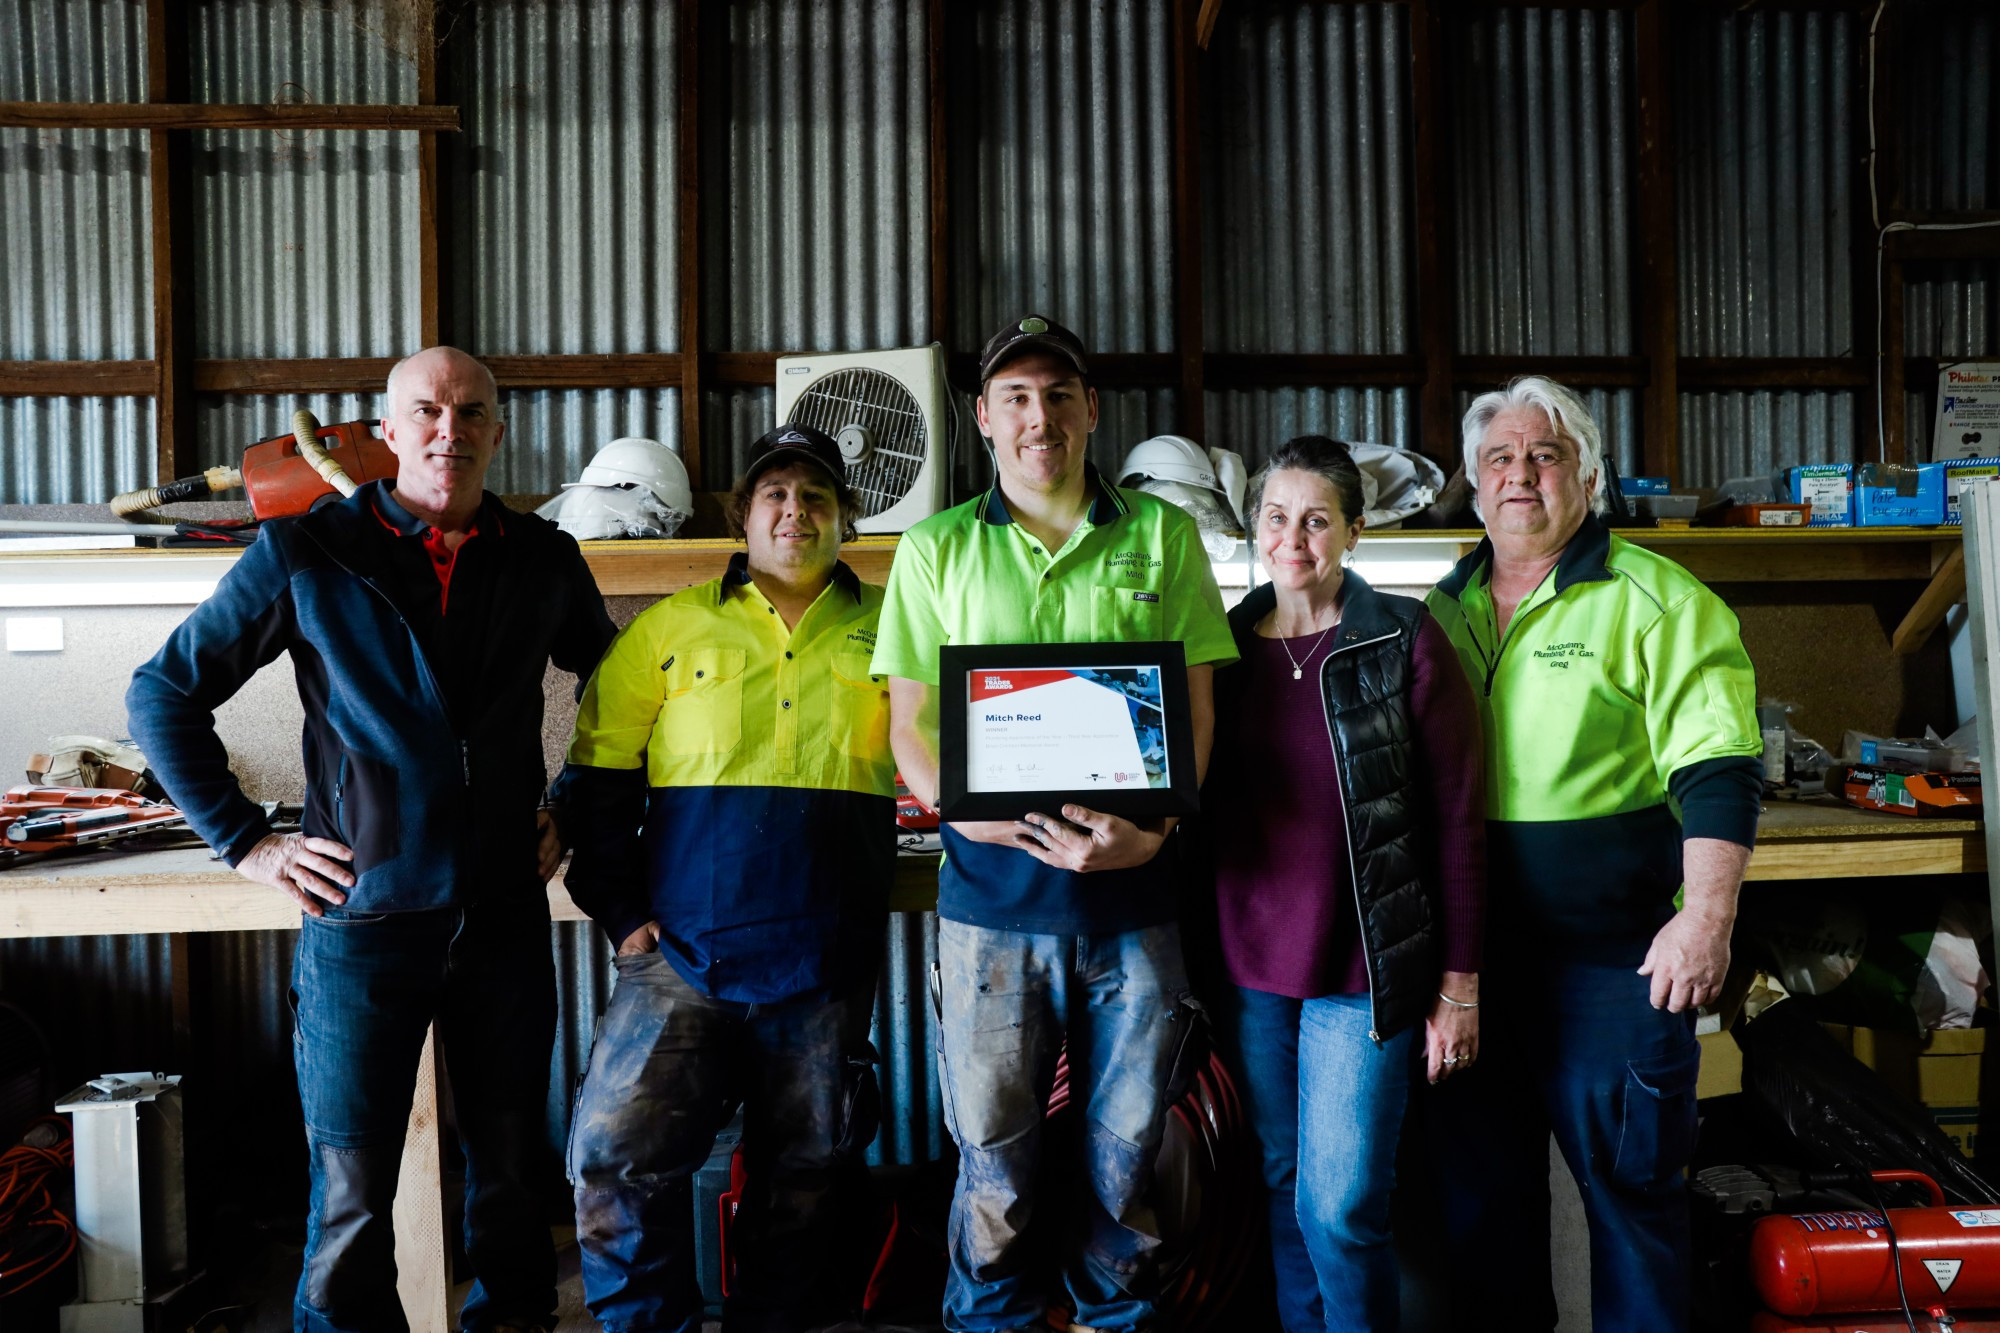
[1638,908,1731,1012]
[617,921,662,957]
[238,833,354,917]
[535,808,564,882]
[1014,805,1168,873]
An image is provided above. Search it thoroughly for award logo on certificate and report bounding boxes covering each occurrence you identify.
[937,642,1200,821]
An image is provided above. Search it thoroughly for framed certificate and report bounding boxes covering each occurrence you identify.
[937,641,1200,822]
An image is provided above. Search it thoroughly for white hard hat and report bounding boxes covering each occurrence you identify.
[535,483,688,540]
[567,437,693,515]
[1119,435,1247,527]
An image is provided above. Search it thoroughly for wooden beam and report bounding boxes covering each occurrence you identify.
[0,361,159,396]
[678,0,705,483]
[1891,545,1967,656]
[1204,354,1424,387]
[1884,254,1907,462]
[1677,358,1873,389]
[1635,0,1680,481]
[947,351,1180,390]
[1454,355,1648,387]
[416,4,440,348]
[147,0,193,485]
[1884,227,2000,264]
[1169,0,1207,441]
[0,101,461,132]
[189,355,688,394]
[1409,0,1456,464]
[926,0,951,352]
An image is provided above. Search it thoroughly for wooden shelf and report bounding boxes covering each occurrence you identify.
[0,526,1959,596]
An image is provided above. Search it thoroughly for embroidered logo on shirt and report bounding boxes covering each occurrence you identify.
[1531,640,1595,669]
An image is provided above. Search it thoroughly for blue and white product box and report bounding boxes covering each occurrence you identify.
[1853,462,1946,527]
[1787,464,1853,526]
[1944,457,2000,525]
[1622,476,1671,496]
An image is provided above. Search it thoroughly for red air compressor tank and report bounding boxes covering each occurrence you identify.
[1751,1171,2000,1319]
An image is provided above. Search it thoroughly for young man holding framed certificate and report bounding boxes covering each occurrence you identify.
[872,315,1236,1333]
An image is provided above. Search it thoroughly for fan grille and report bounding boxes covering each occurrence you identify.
[788,368,928,518]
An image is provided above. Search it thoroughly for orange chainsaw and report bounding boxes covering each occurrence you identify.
[0,786,189,861]
[108,411,396,521]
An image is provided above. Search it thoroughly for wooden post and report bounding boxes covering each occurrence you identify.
[1635,0,1680,482]
[145,0,193,484]
[677,0,705,484]
[1409,0,1456,465]
[1170,0,1206,442]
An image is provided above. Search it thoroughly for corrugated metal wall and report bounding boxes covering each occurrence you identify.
[454,0,681,356]
[1674,5,1855,484]
[1452,7,1634,358]
[950,0,1175,358]
[1894,0,1996,214]
[0,0,152,497]
[1206,387,1416,463]
[1205,2,1410,357]
[707,0,928,354]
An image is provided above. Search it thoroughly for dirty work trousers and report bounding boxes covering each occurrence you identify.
[567,949,870,1333]
[936,919,1194,1333]
[290,893,559,1333]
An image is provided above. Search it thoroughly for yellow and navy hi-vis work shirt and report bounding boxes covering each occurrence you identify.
[556,554,895,1003]
[1425,512,1763,965]
[872,465,1236,935]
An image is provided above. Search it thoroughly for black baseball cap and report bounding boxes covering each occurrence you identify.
[978,314,1090,385]
[743,423,846,488]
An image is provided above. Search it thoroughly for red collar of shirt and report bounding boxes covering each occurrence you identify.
[370,501,482,615]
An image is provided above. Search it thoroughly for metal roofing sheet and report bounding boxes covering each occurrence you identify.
[1451,6,1634,357]
[1204,2,1412,355]
[1677,7,1853,358]
[1205,387,1417,468]
[1679,390,1854,486]
[0,395,155,502]
[950,0,1175,355]
[456,0,682,355]
[710,0,929,353]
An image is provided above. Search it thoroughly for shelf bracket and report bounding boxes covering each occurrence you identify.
[1890,545,1967,656]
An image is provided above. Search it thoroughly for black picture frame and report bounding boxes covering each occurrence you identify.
[937,641,1199,822]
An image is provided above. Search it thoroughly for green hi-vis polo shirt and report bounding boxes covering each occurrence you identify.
[559,554,896,1005]
[872,464,1237,935]
[1425,513,1763,964]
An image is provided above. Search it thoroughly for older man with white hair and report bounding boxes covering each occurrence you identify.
[1422,377,1762,1331]
[128,347,616,1333]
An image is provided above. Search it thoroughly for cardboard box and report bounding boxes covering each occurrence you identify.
[1787,464,1853,526]
[1854,462,1946,526]
[1944,456,2000,525]
[1819,1023,1984,1156]
[1715,503,1810,527]
[1697,1028,1743,1099]
[1830,763,1982,817]
[1623,476,1672,496]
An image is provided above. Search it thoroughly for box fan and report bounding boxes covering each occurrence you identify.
[774,344,953,534]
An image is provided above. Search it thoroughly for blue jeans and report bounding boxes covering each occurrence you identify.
[567,950,870,1333]
[935,919,1194,1333]
[1426,961,1700,1332]
[289,894,558,1333]
[1222,988,1417,1333]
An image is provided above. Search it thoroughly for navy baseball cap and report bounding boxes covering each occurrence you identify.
[743,423,846,488]
[978,314,1090,385]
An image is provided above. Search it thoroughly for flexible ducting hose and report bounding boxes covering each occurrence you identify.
[107,465,243,517]
[292,409,358,498]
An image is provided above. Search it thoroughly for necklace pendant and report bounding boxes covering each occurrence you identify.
[1292,666,1303,680]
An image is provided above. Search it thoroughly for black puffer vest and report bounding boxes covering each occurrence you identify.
[1215,571,1438,1039]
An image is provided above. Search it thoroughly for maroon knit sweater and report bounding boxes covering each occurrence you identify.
[1210,615,1486,999]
